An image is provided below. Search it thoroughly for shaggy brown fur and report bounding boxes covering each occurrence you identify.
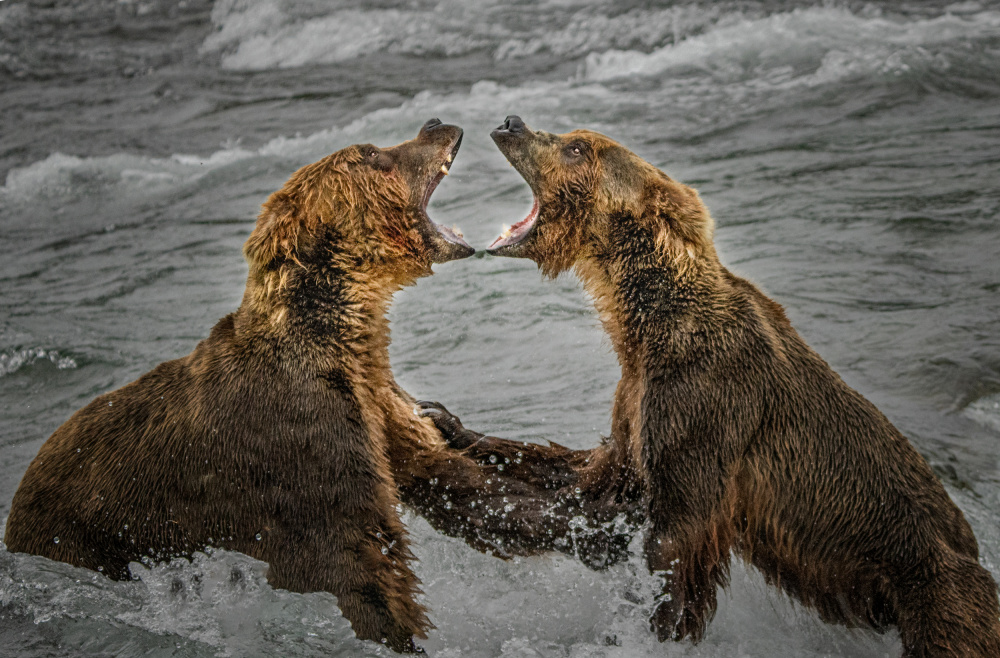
[478,115,1000,656]
[3,119,574,653]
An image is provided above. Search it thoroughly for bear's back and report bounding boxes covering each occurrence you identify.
[4,313,382,580]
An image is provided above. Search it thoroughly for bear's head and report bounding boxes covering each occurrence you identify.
[487,116,715,279]
[244,119,473,299]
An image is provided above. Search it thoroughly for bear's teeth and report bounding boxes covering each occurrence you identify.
[446,154,453,163]
[452,226,464,238]
[440,165,449,175]
[501,225,511,238]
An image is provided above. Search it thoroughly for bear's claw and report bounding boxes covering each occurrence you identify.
[414,401,481,449]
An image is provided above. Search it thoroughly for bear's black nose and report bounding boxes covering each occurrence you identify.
[498,115,525,134]
[422,118,443,131]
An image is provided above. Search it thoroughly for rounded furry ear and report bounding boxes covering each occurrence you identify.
[243,192,303,267]
[644,177,715,258]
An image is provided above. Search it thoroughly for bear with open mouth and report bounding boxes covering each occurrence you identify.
[453,116,1000,656]
[3,119,584,653]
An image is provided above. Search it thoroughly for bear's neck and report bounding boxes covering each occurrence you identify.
[236,260,399,384]
[575,222,727,373]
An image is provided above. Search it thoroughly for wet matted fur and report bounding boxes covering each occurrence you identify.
[472,116,1000,657]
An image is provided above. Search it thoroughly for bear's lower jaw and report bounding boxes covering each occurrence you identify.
[487,195,539,255]
[428,220,475,263]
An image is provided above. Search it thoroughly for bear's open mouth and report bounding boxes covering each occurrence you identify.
[488,194,539,250]
[422,134,470,248]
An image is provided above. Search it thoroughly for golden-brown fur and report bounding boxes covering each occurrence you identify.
[4,119,573,653]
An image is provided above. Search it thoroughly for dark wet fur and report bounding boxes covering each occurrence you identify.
[482,120,1000,656]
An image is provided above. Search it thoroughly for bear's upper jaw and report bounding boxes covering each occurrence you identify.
[487,194,539,253]
[420,131,474,261]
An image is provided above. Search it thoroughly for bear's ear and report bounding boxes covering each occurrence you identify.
[243,192,304,268]
[599,146,646,213]
[644,176,715,260]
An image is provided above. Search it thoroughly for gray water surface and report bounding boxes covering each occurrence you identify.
[1,1,999,656]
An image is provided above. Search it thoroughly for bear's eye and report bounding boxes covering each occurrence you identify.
[368,149,378,158]
[563,142,587,161]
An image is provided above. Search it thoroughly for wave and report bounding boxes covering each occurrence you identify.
[965,393,1000,434]
[584,6,1000,87]
[0,347,77,378]
[0,80,612,202]
[200,0,725,70]
[9,2,1000,205]
[201,0,1000,88]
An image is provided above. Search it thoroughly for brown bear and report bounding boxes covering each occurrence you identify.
[465,115,1000,656]
[2,119,576,653]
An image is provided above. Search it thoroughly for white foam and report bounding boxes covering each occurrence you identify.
[0,347,77,378]
[201,0,721,71]
[965,393,1000,433]
[202,0,489,70]
[0,144,267,202]
[584,7,1000,87]
[0,79,610,202]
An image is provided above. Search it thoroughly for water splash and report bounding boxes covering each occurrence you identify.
[965,393,1000,433]
[0,347,77,378]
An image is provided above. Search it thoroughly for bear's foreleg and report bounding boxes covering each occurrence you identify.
[894,549,1000,658]
[640,372,746,643]
[263,501,431,654]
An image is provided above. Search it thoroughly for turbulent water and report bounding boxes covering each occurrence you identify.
[2,0,999,655]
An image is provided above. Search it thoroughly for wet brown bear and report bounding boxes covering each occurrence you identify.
[471,115,1000,656]
[5,119,489,653]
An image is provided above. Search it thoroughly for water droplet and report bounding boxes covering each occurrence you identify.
[574,487,582,495]
[76,448,81,453]
[255,533,262,541]
[497,464,504,471]
[53,537,60,544]
[488,454,497,464]
[381,546,389,555]
[444,501,452,510]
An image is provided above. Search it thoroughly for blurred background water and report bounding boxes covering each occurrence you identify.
[1,1,999,655]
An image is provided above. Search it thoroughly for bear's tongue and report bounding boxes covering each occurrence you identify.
[489,196,539,249]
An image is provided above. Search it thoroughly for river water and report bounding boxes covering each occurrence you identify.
[1,1,999,656]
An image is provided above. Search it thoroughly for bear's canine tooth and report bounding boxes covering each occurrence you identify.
[452,225,464,238]
[440,165,449,175]
[501,224,511,238]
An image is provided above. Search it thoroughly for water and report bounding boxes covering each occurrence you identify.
[1,0,998,655]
